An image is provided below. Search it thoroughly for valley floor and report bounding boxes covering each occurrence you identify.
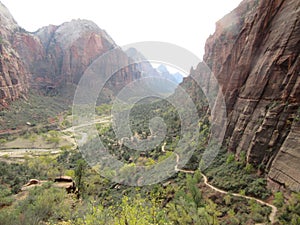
[0,112,299,225]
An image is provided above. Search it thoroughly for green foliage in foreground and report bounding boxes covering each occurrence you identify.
[0,184,72,225]
[205,151,271,199]
[0,95,293,224]
[0,186,13,208]
[278,192,300,225]
[0,158,274,225]
[0,161,43,194]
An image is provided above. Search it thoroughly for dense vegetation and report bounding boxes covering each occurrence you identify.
[96,98,182,164]
[0,99,299,224]
[0,89,72,130]
[205,151,271,199]
[0,156,275,225]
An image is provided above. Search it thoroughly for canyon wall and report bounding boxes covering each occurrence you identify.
[0,3,28,109]
[200,0,299,191]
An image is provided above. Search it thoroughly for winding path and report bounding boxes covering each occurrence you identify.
[174,153,277,224]
[1,116,278,224]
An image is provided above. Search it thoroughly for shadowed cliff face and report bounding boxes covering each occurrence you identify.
[0,42,29,109]
[197,0,299,191]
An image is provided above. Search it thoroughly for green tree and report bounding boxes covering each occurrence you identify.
[75,159,86,199]
[226,153,235,164]
[279,192,300,224]
[205,200,221,225]
[224,194,232,206]
[0,185,71,225]
[186,174,203,208]
[273,191,284,208]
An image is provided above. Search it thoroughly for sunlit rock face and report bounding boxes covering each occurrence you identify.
[200,0,299,191]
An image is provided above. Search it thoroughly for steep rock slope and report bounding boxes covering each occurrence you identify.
[201,0,299,191]
[0,3,28,109]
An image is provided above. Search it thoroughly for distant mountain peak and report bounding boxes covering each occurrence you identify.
[156,64,183,84]
[34,19,116,50]
[125,48,184,84]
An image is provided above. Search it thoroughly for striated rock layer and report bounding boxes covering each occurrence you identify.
[200,0,300,191]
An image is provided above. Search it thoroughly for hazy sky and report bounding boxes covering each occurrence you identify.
[1,0,241,59]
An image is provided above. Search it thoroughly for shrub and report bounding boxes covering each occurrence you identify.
[0,186,13,207]
[226,153,235,164]
[273,192,284,207]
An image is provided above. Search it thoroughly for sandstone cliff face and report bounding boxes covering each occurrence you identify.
[0,3,28,109]
[14,19,117,87]
[200,0,299,191]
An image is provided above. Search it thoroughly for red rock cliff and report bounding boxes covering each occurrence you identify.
[0,3,28,109]
[13,19,117,87]
[14,19,141,100]
[202,0,299,191]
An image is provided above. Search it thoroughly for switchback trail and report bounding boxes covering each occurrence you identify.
[174,153,277,224]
